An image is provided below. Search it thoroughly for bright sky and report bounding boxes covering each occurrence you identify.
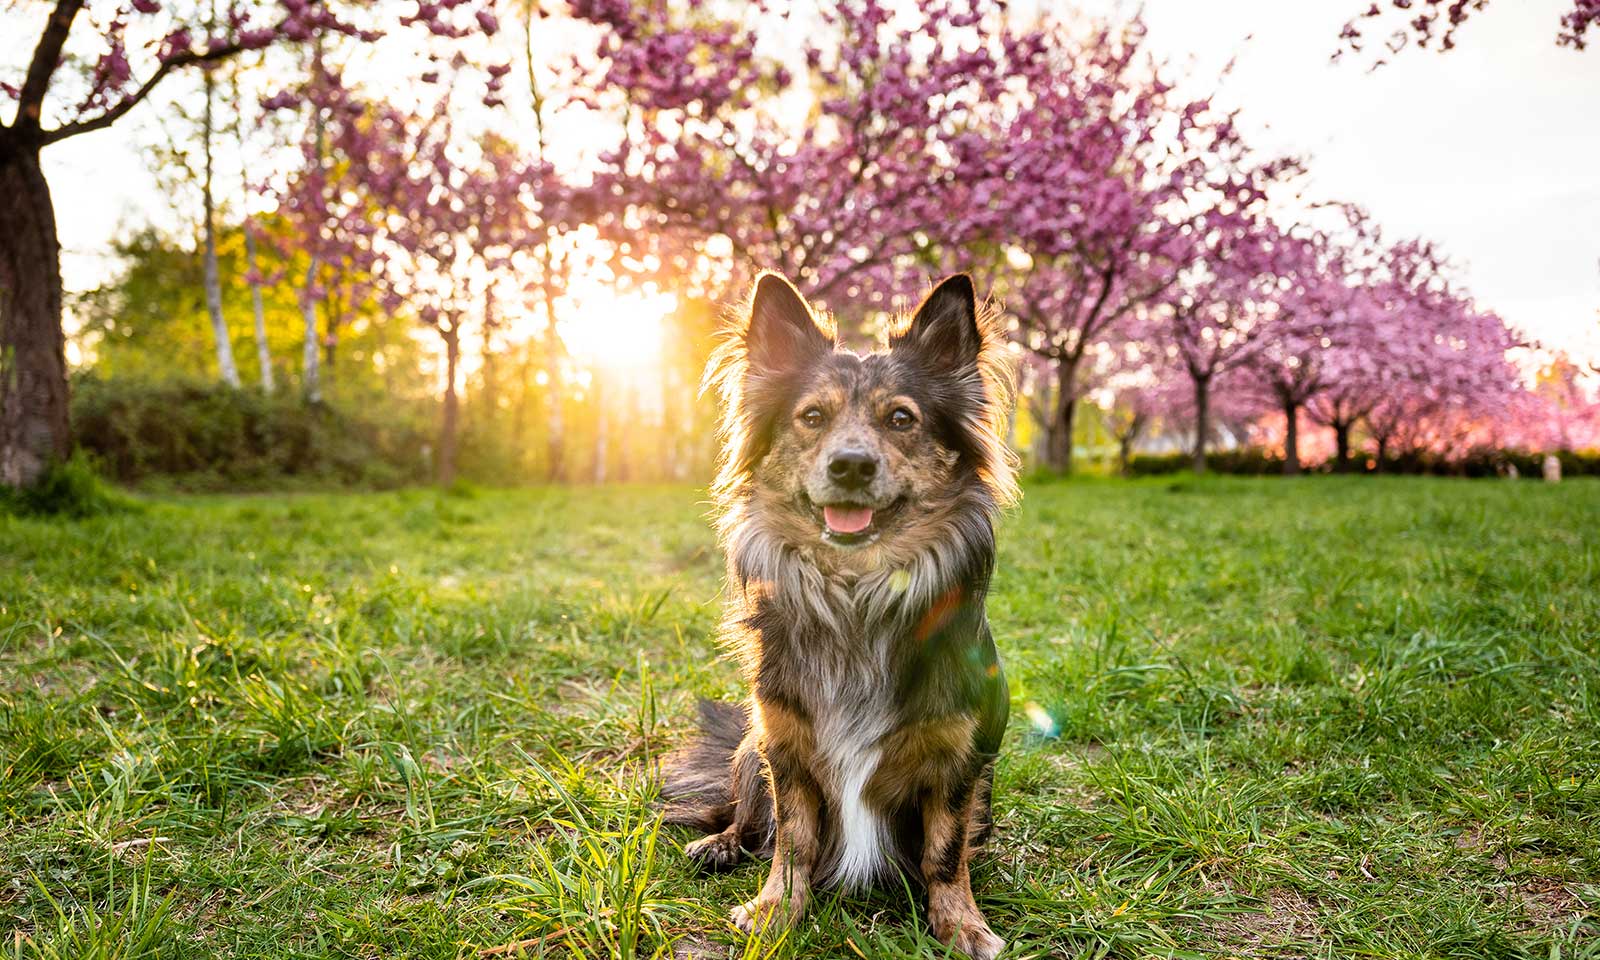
[17,1,1600,364]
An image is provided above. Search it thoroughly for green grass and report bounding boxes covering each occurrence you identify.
[2,477,1597,958]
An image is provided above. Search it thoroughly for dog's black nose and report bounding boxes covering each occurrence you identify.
[827,451,878,489]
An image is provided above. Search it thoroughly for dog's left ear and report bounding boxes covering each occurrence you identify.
[894,274,982,374]
[746,273,832,378]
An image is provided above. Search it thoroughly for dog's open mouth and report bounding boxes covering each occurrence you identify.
[806,495,906,546]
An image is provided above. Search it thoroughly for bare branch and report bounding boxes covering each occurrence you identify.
[41,40,245,146]
[13,0,85,133]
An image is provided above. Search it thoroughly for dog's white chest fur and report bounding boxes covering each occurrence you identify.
[813,689,893,890]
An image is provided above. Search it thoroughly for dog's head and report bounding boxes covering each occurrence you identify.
[707,273,1017,561]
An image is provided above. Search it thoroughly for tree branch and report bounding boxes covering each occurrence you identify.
[41,40,246,146]
[13,0,85,134]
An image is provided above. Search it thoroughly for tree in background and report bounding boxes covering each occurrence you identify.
[573,0,1009,317]
[1239,228,1361,475]
[1096,321,1189,476]
[2,0,264,487]
[0,0,499,488]
[1160,168,1305,473]
[373,106,530,487]
[966,19,1225,472]
[14,0,1595,490]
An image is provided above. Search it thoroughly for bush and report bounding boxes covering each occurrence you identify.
[1126,448,1286,476]
[1393,447,1600,478]
[70,375,435,491]
[1127,446,1600,478]
[0,452,133,518]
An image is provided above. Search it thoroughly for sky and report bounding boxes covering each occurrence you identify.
[15,0,1600,364]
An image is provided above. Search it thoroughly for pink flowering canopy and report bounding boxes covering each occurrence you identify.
[1336,0,1598,61]
[569,0,1016,318]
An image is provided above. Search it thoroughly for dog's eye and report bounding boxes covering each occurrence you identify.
[887,407,916,431]
[799,407,826,429]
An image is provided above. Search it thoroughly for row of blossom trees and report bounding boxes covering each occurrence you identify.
[4,0,1596,487]
[569,0,1598,475]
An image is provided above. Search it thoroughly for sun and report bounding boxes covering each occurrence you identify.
[556,277,677,374]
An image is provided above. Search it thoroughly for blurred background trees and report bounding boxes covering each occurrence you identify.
[4,0,1596,492]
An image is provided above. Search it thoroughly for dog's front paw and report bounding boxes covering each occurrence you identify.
[933,915,1005,960]
[729,894,798,934]
[684,830,744,871]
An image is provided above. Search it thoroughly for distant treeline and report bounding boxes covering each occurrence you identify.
[70,374,1596,491]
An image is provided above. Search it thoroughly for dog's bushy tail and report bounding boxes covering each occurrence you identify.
[659,699,748,832]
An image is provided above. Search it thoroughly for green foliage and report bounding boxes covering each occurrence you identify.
[0,453,132,519]
[1128,448,1287,476]
[70,230,730,487]
[1,479,1596,957]
[13,858,183,960]
[75,226,428,403]
[70,375,436,490]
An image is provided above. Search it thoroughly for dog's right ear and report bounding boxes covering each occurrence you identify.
[746,273,831,376]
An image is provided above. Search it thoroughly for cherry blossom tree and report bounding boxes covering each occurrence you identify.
[1337,0,1598,61]
[1500,357,1600,452]
[369,104,533,487]
[964,19,1230,472]
[1238,227,1365,475]
[1095,323,1190,475]
[1160,171,1305,473]
[572,0,1009,317]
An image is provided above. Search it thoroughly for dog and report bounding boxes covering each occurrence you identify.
[661,272,1019,959]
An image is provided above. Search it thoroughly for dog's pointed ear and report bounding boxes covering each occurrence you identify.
[746,273,831,376]
[895,274,982,374]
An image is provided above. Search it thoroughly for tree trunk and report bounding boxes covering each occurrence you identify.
[1118,434,1134,477]
[234,68,273,393]
[1049,356,1079,473]
[438,328,460,487]
[1333,420,1352,472]
[300,261,321,404]
[592,366,607,484]
[300,93,325,405]
[201,67,240,388]
[244,223,272,392]
[1282,398,1301,476]
[1191,371,1211,474]
[1374,435,1389,473]
[0,144,71,488]
[480,298,498,426]
[544,309,565,482]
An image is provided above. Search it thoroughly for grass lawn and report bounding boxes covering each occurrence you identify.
[2,477,1598,959]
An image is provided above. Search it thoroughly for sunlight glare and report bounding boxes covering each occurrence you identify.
[557,278,677,373]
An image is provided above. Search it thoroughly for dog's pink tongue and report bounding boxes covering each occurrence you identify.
[824,505,874,534]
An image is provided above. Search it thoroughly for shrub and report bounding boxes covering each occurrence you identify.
[1126,448,1286,476]
[1127,446,1600,477]
[0,452,133,518]
[70,375,435,491]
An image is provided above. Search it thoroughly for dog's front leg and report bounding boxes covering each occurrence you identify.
[922,771,1004,960]
[731,706,819,935]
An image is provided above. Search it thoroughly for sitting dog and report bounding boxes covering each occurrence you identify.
[661,273,1019,959]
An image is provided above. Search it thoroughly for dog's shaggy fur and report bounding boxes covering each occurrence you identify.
[662,273,1018,959]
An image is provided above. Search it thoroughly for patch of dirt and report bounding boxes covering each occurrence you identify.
[1205,883,1324,954]
[670,934,727,959]
[1513,877,1593,933]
